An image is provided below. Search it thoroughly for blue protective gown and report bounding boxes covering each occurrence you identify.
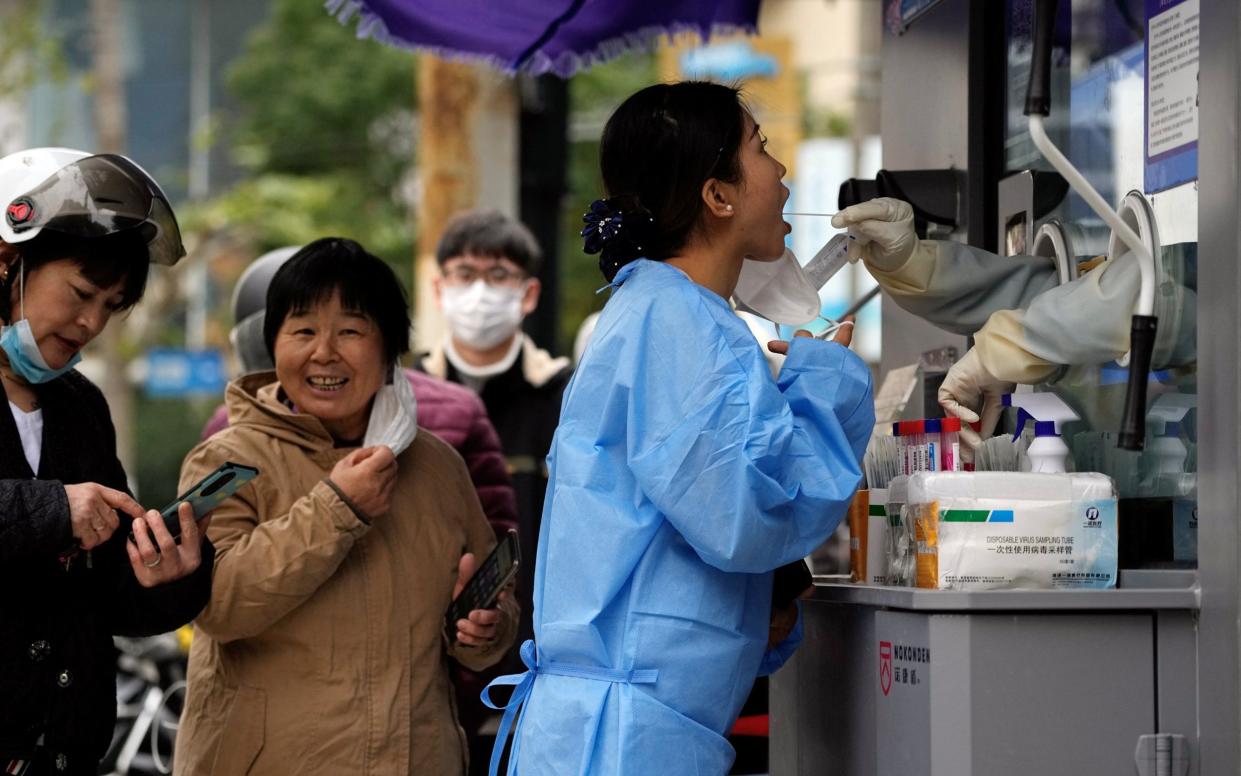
[487,259,874,775]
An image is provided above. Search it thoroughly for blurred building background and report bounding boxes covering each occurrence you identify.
[0,0,884,509]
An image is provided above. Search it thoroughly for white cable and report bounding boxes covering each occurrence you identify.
[1027,115,1155,324]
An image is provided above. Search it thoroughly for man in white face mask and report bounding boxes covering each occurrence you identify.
[421,210,572,726]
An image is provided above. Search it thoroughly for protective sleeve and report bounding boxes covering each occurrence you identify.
[971,313,1061,386]
[977,256,1198,375]
[870,240,1060,336]
[626,292,874,574]
[181,440,370,643]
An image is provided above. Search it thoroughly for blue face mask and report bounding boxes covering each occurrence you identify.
[0,261,82,384]
[0,319,81,384]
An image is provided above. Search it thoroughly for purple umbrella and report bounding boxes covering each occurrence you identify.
[326,0,761,77]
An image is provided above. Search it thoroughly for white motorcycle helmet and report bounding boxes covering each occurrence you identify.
[0,147,185,265]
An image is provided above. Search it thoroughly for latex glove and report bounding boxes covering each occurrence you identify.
[938,348,1015,450]
[830,197,918,271]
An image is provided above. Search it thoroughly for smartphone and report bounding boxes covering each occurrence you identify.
[445,529,521,640]
[146,461,260,541]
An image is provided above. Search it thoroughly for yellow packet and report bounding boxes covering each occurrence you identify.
[848,490,870,583]
[914,500,940,589]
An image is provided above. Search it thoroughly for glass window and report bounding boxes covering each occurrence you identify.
[1003,0,1198,565]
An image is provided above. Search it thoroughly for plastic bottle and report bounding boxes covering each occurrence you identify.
[1026,420,1070,473]
[940,417,962,471]
[1147,420,1188,480]
[924,418,941,472]
[1002,392,1080,438]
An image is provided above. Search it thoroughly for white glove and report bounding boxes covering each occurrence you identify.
[938,348,1015,451]
[830,198,918,271]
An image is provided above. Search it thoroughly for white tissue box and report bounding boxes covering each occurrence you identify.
[908,472,1118,591]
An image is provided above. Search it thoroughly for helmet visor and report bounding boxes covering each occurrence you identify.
[5,154,186,265]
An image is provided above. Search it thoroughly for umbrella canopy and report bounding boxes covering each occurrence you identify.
[326,0,761,77]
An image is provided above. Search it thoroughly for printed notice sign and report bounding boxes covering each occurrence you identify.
[1145,0,1199,192]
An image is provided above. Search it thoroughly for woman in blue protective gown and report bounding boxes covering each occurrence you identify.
[484,81,875,776]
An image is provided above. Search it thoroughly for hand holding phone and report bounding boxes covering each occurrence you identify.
[132,462,260,543]
[445,530,520,645]
[127,502,209,586]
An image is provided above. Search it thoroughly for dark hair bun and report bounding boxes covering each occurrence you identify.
[580,197,656,282]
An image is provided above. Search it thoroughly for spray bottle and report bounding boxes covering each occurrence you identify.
[1142,393,1196,496]
[1002,392,1081,474]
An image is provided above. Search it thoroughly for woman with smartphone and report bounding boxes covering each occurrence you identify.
[174,238,520,775]
[483,82,875,776]
[0,148,214,775]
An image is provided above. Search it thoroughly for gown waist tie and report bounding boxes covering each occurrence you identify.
[481,639,659,776]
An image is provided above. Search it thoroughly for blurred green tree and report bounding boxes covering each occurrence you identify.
[189,4,661,354]
[0,1,69,99]
[556,50,658,354]
[140,0,417,503]
[183,0,417,273]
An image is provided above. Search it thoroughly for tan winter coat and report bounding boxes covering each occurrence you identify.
[173,373,519,775]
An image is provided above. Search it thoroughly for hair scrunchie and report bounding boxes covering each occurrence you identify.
[580,197,656,283]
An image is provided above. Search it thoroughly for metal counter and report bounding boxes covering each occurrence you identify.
[769,571,1199,776]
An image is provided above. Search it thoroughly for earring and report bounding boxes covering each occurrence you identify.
[724,204,734,213]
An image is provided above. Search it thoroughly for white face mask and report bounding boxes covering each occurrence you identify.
[440,280,526,350]
[362,365,418,456]
[733,235,853,327]
[732,247,821,326]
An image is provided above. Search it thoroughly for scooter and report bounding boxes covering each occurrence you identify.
[100,630,191,775]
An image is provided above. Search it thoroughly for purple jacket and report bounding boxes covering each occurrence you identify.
[202,369,518,537]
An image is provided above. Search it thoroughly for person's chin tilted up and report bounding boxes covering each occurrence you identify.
[481,82,875,776]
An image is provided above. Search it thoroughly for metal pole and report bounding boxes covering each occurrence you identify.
[89,0,136,481]
[1195,0,1241,770]
[518,74,568,354]
[186,0,210,351]
[415,55,481,354]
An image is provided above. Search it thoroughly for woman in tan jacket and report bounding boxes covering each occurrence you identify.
[174,238,519,775]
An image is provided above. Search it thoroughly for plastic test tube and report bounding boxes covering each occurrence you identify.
[917,421,929,472]
[939,418,961,471]
[925,419,941,472]
[912,421,925,473]
[964,420,982,471]
[892,422,905,475]
[898,421,923,473]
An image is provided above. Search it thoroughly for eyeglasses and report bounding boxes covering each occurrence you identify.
[442,263,527,287]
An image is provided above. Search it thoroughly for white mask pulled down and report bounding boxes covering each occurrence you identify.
[441,280,525,350]
[362,366,419,456]
[732,234,852,327]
